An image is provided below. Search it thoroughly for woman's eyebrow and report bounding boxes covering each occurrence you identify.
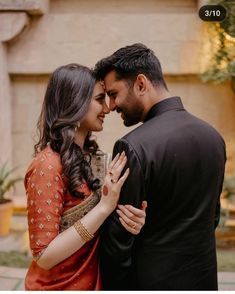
[94,93,106,98]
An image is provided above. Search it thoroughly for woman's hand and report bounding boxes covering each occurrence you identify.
[116,201,147,235]
[99,151,129,214]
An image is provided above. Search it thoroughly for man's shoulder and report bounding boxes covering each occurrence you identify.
[189,113,225,142]
[118,110,225,148]
[120,123,147,146]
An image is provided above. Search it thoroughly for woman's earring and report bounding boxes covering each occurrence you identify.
[75,122,80,132]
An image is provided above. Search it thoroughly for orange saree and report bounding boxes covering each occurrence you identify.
[24,146,107,290]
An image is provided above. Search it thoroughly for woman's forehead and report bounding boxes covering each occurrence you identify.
[94,81,105,92]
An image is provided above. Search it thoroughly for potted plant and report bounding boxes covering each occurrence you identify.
[0,162,22,236]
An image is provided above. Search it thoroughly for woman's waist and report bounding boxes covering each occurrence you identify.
[25,235,100,290]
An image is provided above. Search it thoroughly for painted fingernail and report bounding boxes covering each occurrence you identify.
[141,201,147,209]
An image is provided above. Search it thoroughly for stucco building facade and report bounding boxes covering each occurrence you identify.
[0,0,234,195]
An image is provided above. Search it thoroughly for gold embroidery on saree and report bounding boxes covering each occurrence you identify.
[59,151,110,232]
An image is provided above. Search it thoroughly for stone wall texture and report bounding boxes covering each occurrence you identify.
[0,0,234,195]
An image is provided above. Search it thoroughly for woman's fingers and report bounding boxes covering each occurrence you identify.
[117,209,140,230]
[110,152,127,180]
[118,204,145,219]
[107,151,127,183]
[114,156,127,180]
[119,217,140,235]
[117,200,148,236]
[121,202,147,218]
[117,204,134,218]
[141,200,148,210]
[108,151,125,172]
[108,153,120,171]
[116,207,144,228]
[116,168,129,188]
[117,203,146,226]
[112,151,125,170]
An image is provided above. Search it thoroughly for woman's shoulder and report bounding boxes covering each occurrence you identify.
[26,146,62,177]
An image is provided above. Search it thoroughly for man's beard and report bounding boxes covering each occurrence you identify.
[117,89,144,127]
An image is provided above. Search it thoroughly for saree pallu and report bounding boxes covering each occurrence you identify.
[25,236,101,290]
[25,192,101,290]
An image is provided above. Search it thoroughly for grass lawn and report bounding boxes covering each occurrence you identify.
[0,248,234,271]
[0,251,31,268]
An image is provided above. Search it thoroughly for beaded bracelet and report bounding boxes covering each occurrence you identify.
[74,220,94,242]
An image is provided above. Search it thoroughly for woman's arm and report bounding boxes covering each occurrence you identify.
[39,200,148,270]
[37,199,115,270]
[36,152,128,270]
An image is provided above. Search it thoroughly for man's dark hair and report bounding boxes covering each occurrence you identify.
[94,43,168,90]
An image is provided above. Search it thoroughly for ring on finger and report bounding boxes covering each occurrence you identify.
[109,170,114,176]
[111,178,117,184]
[132,223,137,229]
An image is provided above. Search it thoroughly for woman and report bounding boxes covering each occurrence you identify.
[25,63,147,290]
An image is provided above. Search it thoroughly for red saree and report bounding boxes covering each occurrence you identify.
[24,146,103,290]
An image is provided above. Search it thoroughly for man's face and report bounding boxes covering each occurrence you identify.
[104,70,144,126]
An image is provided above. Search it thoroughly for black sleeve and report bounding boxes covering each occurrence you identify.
[214,198,220,229]
[100,138,146,290]
[215,141,226,229]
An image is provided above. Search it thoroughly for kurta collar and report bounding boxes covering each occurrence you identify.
[144,96,184,122]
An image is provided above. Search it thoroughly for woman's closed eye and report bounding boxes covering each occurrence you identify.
[96,94,106,104]
[96,98,104,104]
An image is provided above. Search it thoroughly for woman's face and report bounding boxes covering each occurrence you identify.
[80,82,110,132]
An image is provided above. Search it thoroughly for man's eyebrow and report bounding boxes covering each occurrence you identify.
[107,90,116,96]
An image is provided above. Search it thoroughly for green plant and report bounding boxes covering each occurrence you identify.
[219,175,235,227]
[200,0,235,91]
[0,162,23,203]
[0,251,31,268]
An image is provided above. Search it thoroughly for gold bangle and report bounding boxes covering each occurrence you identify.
[73,220,94,242]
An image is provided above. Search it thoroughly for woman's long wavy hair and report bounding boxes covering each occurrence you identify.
[34,63,101,198]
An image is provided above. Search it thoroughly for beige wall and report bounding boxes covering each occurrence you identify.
[11,74,235,195]
[8,0,201,74]
[0,0,234,195]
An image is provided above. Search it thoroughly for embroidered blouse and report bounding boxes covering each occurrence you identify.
[24,146,108,290]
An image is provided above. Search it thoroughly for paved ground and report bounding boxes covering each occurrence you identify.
[0,266,234,290]
[0,197,234,290]
[0,266,26,290]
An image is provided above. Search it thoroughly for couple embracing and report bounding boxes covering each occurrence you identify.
[25,43,226,290]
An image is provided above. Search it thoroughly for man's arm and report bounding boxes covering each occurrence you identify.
[215,142,226,229]
[100,139,145,290]
[214,197,220,229]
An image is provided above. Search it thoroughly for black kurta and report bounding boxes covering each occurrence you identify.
[100,97,226,290]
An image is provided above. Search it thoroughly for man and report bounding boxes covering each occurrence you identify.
[94,43,226,290]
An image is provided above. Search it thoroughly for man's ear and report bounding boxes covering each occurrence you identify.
[134,74,148,95]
